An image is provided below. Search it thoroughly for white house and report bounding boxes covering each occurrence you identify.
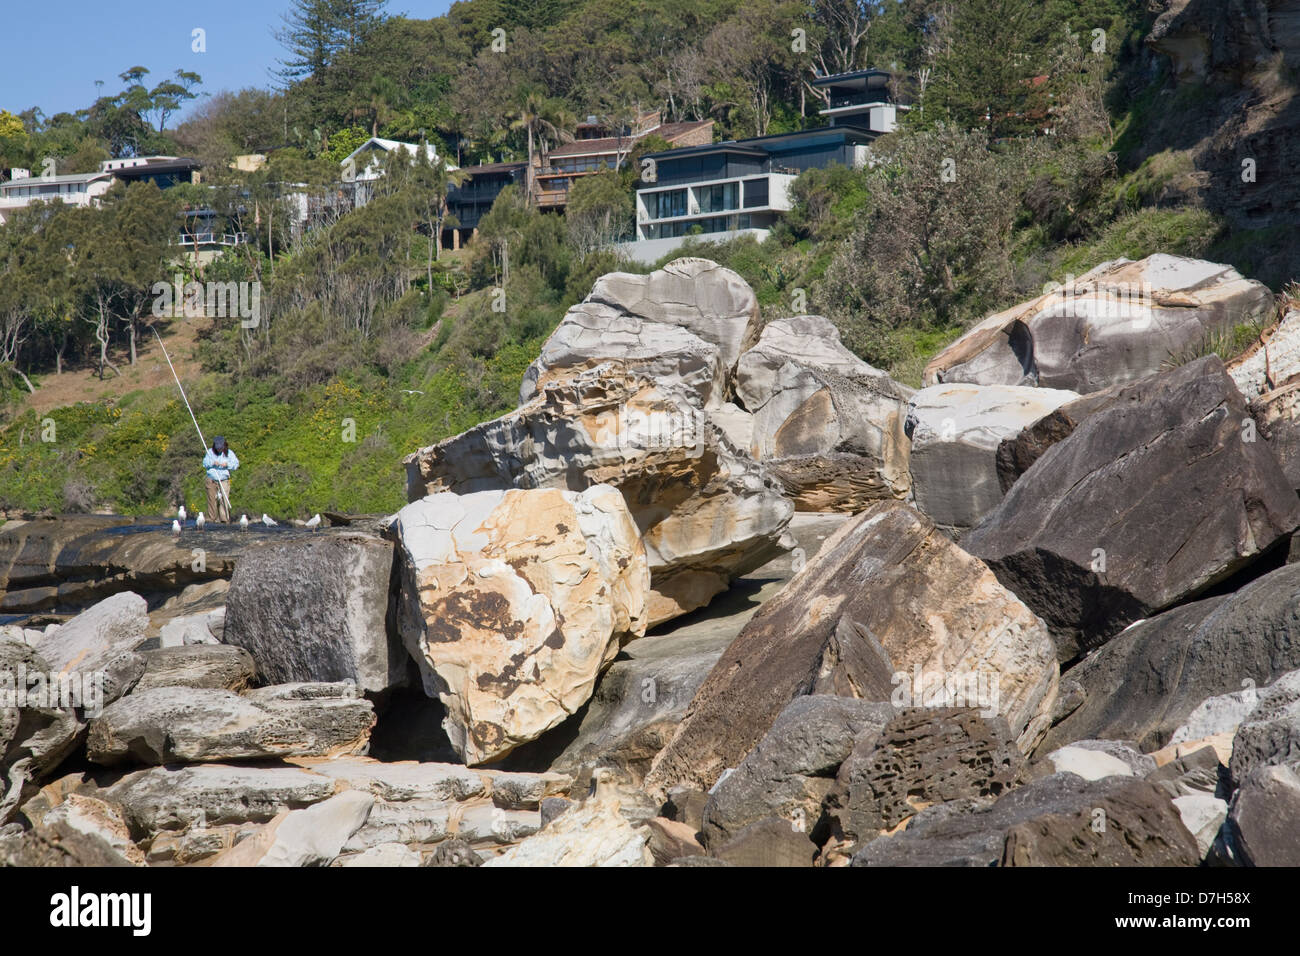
[0,168,114,225]
[339,137,450,182]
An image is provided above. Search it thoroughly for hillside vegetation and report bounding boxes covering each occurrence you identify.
[1,0,1294,517]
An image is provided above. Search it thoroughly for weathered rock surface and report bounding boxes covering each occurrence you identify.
[335,841,423,867]
[924,255,1273,393]
[1228,671,1300,785]
[404,366,793,625]
[0,790,146,867]
[550,630,727,785]
[522,304,727,410]
[103,764,340,836]
[483,777,652,867]
[734,316,912,511]
[520,258,759,407]
[701,696,894,847]
[1,636,87,823]
[224,532,403,694]
[1217,763,1300,866]
[0,516,290,615]
[828,708,1025,844]
[854,773,1199,867]
[210,790,375,867]
[994,384,1124,492]
[712,816,817,867]
[645,502,1059,797]
[1044,745,1135,781]
[1173,793,1228,859]
[1249,376,1300,492]
[964,356,1300,657]
[1037,564,1300,753]
[906,383,1079,531]
[86,686,375,766]
[393,485,649,764]
[1228,309,1300,400]
[133,645,257,694]
[32,591,149,707]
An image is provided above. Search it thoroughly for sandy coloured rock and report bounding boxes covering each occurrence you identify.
[392,485,650,764]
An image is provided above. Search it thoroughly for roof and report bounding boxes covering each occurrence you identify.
[341,136,447,168]
[459,161,527,175]
[547,120,713,159]
[110,157,201,179]
[640,124,875,163]
[810,68,893,90]
[0,171,112,189]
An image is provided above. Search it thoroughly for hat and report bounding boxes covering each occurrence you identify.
[213,435,227,448]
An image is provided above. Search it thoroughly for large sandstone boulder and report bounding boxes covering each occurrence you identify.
[86,685,375,766]
[853,773,1199,867]
[1036,562,1300,753]
[404,366,794,625]
[223,532,404,694]
[905,383,1079,532]
[392,485,650,765]
[963,356,1300,658]
[924,255,1273,393]
[520,258,760,408]
[734,316,912,511]
[644,502,1060,797]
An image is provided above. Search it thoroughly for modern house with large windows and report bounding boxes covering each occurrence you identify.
[623,69,903,264]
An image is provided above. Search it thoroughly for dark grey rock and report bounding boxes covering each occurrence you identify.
[965,357,1300,659]
[854,772,1199,867]
[701,695,894,848]
[1038,562,1300,753]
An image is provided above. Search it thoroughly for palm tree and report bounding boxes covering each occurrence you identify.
[509,91,575,205]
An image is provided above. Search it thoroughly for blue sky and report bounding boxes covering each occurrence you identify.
[0,0,454,121]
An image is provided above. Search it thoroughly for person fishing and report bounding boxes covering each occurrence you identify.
[202,436,239,523]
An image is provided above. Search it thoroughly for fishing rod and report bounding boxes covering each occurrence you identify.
[151,325,234,518]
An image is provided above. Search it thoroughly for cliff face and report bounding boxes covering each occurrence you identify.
[1142,0,1300,284]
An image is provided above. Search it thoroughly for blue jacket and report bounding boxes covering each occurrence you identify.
[203,447,240,482]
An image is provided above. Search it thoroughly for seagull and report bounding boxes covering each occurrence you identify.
[261,513,278,527]
[305,513,322,530]
[196,511,206,530]
[239,514,249,531]
[177,505,187,522]
[171,519,182,537]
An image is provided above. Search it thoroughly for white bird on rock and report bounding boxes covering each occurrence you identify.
[261,513,277,527]
[305,513,322,530]
[177,505,187,522]
[196,511,206,530]
[171,519,182,537]
[239,514,249,531]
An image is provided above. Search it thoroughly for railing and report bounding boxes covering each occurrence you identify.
[174,232,249,247]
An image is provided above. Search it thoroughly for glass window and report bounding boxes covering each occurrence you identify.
[653,189,687,219]
[697,182,738,214]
